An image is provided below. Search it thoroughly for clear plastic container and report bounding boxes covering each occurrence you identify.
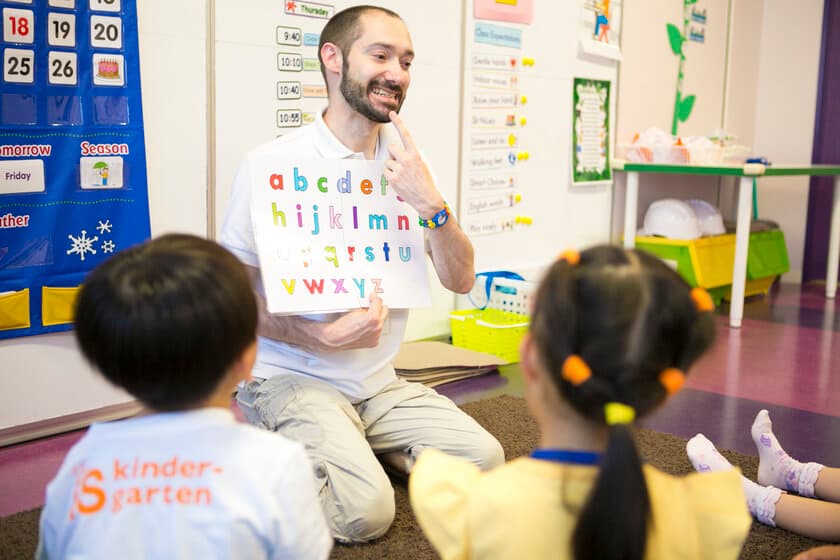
[618,143,750,165]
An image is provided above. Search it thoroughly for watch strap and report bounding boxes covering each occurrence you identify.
[418,203,451,229]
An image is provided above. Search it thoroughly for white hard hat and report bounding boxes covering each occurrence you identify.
[642,198,702,240]
[685,199,725,236]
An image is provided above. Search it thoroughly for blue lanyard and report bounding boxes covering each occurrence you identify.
[530,449,600,465]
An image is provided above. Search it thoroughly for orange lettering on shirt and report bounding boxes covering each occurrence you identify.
[73,469,106,516]
[175,487,193,504]
[113,460,129,480]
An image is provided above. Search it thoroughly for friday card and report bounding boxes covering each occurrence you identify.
[249,156,431,314]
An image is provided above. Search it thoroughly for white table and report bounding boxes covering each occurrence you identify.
[613,161,840,328]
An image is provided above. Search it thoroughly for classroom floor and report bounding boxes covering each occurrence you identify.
[2,282,839,519]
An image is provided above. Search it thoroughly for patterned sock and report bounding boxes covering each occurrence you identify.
[751,409,824,497]
[687,433,783,526]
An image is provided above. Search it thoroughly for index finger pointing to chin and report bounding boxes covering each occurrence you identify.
[389,111,415,149]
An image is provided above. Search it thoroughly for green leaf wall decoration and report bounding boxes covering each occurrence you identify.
[668,1,697,134]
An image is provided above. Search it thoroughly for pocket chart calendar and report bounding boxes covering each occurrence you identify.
[0,0,150,339]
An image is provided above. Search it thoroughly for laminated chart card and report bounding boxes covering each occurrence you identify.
[249,157,431,314]
[0,0,150,340]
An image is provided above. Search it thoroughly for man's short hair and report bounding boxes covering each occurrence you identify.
[318,5,402,84]
[74,234,258,411]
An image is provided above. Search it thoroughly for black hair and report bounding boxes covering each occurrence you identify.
[317,5,402,84]
[528,245,716,560]
[73,233,258,412]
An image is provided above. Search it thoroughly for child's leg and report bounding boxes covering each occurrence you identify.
[814,468,840,503]
[752,409,827,498]
[687,434,782,526]
[792,544,840,560]
[773,492,840,541]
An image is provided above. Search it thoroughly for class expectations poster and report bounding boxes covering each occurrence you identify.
[249,157,431,315]
[571,77,612,186]
[0,0,151,340]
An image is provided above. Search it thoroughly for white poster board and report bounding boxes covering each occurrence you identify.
[250,157,430,314]
[459,1,618,276]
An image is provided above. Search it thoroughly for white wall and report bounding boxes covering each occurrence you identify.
[613,0,824,286]
[748,0,823,282]
[0,0,209,436]
[141,0,209,237]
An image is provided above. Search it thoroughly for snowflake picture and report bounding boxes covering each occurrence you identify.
[102,240,116,254]
[67,230,99,261]
[96,219,113,234]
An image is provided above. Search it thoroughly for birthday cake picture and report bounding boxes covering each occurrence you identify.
[92,54,125,86]
[96,58,121,80]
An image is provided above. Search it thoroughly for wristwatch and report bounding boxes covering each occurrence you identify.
[418,203,451,229]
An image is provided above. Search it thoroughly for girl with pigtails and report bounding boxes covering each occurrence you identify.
[409,245,752,560]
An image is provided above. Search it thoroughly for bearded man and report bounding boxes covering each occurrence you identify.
[221,5,504,544]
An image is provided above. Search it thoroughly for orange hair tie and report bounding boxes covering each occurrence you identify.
[691,288,715,312]
[659,367,686,395]
[559,249,580,266]
[561,354,591,386]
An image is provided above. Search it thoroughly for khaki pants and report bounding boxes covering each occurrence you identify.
[236,375,504,543]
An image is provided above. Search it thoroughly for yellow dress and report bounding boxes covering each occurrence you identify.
[410,449,751,560]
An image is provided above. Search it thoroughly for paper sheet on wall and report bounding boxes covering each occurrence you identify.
[579,0,623,60]
[460,17,533,239]
[249,157,431,314]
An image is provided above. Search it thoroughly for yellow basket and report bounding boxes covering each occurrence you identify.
[449,308,529,363]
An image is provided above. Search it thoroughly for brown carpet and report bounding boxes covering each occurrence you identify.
[0,395,828,560]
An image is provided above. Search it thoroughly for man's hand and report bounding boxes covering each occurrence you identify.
[313,293,389,351]
[382,111,475,293]
[384,111,445,218]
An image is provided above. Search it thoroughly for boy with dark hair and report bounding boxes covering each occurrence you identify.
[37,234,331,559]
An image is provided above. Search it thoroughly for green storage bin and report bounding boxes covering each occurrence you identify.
[635,229,789,303]
[747,230,790,279]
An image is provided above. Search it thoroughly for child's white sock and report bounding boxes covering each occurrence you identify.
[751,409,824,497]
[687,433,783,527]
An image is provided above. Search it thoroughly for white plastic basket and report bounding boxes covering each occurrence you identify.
[454,274,535,362]
[485,276,535,314]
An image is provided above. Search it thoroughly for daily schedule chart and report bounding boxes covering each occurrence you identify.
[0,0,150,340]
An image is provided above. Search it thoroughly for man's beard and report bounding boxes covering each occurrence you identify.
[339,64,405,123]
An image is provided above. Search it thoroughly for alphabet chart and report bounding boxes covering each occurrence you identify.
[250,158,430,314]
[0,0,150,339]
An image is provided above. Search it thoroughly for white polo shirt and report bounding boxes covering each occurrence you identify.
[221,113,413,400]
